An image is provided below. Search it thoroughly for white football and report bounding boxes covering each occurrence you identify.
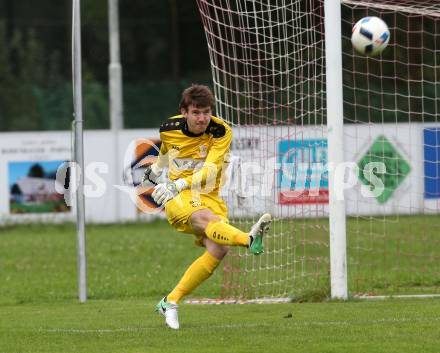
[351,17,390,56]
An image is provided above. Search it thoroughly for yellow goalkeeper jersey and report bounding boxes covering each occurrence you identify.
[157,114,232,195]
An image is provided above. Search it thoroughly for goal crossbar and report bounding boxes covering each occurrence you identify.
[341,0,440,17]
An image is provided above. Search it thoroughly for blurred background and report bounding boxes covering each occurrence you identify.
[1,0,438,134]
[0,0,211,132]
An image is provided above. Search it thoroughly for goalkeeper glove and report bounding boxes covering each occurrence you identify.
[152,179,188,205]
[142,164,162,186]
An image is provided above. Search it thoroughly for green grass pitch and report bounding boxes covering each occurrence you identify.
[1,221,440,353]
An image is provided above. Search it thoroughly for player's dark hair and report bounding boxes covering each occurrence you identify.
[179,84,215,111]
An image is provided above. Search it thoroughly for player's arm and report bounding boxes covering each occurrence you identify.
[147,130,191,205]
[142,138,169,186]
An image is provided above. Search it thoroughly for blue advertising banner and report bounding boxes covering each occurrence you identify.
[278,139,328,204]
[424,128,440,199]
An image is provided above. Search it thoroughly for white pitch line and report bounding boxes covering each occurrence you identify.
[38,323,271,333]
[355,294,440,300]
[37,317,440,333]
[39,327,152,333]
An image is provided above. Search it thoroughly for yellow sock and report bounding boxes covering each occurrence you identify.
[205,220,249,246]
[167,251,220,303]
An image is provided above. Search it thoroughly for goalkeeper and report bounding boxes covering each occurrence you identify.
[143,84,271,330]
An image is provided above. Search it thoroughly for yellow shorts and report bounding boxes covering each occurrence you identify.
[164,190,228,246]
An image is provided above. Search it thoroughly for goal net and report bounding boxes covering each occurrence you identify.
[341,0,440,297]
[195,0,440,302]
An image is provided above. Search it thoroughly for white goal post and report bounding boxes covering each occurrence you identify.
[324,0,347,300]
[194,0,440,302]
[72,0,87,303]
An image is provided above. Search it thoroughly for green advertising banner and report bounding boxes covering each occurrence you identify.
[358,135,411,204]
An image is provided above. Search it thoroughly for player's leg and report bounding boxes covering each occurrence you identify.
[191,208,249,246]
[160,236,228,329]
[157,244,222,330]
[191,208,272,254]
[157,205,229,329]
[166,211,228,304]
[156,192,271,329]
[163,210,271,312]
[166,237,227,304]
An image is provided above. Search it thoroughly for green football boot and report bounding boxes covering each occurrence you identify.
[249,213,272,255]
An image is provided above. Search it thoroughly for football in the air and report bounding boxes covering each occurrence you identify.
[351,17,390,56]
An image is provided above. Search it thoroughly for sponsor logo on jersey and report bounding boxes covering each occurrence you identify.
[190,200,202,207]
[199,144,208,157]
[172,158,205,171]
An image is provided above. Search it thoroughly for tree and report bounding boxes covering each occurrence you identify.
[28,164,45,178]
